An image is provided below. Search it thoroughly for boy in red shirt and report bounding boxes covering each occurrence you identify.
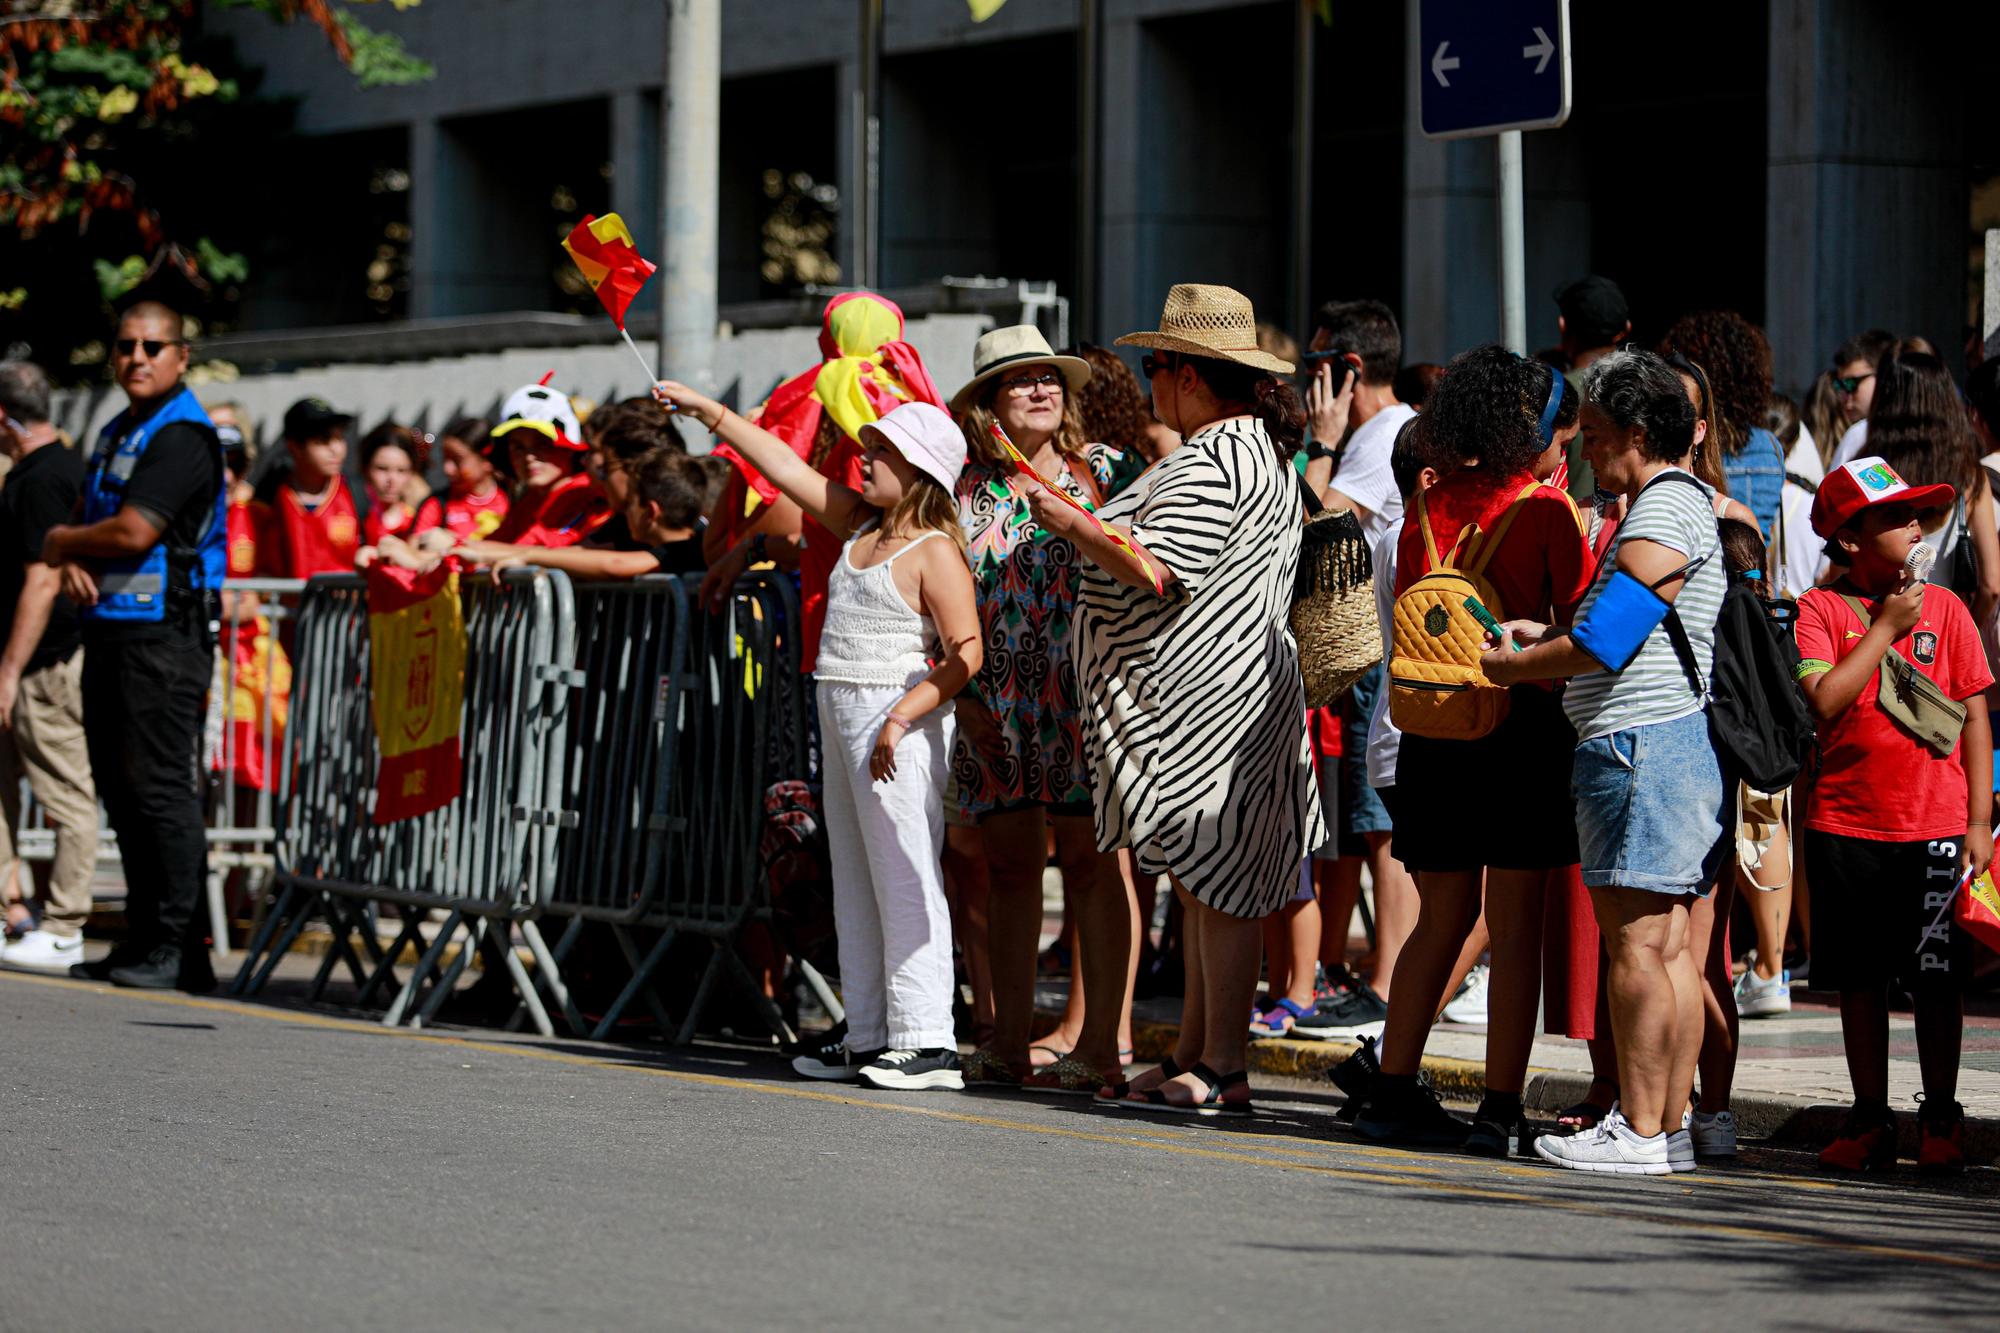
[256,397,363,576]
[1795,457,1993,1174]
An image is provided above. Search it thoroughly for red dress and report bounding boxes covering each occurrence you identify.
[489,472,610,548]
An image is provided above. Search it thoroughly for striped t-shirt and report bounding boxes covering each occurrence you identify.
[1561,468,1726,742]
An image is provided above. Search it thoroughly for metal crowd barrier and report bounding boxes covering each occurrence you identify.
[229,567,577,1035]
[539,570,807,1041]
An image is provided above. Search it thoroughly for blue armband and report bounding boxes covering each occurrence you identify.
[1570,570,1672,672]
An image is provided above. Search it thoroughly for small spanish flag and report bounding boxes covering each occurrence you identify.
[368,561,466,824]
[562,212,657,330]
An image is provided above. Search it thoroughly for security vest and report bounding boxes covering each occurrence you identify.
[81,385,227,624]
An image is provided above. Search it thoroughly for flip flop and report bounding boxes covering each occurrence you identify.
[1250,996,1313,1039]
[1096,1056,1181,1105]
[1120,1062,1255,1118]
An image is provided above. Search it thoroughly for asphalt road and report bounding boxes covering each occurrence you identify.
[4,970,1996,1332]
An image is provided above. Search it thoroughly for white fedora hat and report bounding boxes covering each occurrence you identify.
[948,325,1092,415]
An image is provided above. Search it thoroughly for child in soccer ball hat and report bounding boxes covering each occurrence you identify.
[483,378,611,548]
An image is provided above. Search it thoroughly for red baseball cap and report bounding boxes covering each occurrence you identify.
[1809,456,1954,538]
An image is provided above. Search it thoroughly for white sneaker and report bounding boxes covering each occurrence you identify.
[1692,1109,1738,1158]
[1666,1129,1697,1173]
[2,928,85,972]
[1734,965,1791,1018]
[1534,1105,1675,1175]
[1439,963,1490,1025]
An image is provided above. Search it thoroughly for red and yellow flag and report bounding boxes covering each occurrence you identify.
[990,423,1163,595]
[561,212,657,330]
[367,562,466,824]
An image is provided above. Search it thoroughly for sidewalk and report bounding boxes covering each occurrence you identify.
[1040,981,2000,1164]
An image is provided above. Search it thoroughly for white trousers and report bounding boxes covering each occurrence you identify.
[817,681,957,1051]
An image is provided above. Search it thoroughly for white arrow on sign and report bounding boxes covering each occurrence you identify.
[1431,41,1460,87]
[1522,25,1554,75]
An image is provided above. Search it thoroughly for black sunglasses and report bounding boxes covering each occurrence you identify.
[1833,372,1875,394]
[114,338,184,358]
[1142,352,1176,378]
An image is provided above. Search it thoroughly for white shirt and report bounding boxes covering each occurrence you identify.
[1364,517,1403,790]
[1776,480,1823,599]
[1830,419,1869,469]
[1786,426,1825,485]
[1329,402,1417,550]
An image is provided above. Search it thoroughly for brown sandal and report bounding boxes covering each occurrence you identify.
[1022,1055,1115,1096]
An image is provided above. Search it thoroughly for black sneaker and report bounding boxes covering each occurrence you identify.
[1293,981,1389,1041]
[109,946,184,991]
[1463,1100,1533,1159]
[791,1033,886,1082]
[69,942,146,981]
[857,1047,965,1091]
[1329,1035,1382,1123]
[1354,1082,1469,1148]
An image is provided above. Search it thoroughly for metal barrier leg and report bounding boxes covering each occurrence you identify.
[502,921,575,1036]
[355,913,433,1008]
[230,880,301,996]
[411,917,482,1029]
[384,907,462,1027]
[719,943,796,1046]
[206,867,233,964]
[239,884,328,996]
[672,944,729,1047]
[486,925,554,1038]
[590,924,678,1040]
[796,960,845,1025]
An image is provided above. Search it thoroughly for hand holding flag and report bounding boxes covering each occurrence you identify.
[562,212,658,381]
[991,423,1162,595]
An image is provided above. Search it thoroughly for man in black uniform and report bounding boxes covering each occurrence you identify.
[46,300,225,992]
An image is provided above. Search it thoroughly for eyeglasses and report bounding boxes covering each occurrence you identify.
[1142,353,1175,379]
[1833,372,1875,395]
[1000,370,1063,396]
[114,338,183,359]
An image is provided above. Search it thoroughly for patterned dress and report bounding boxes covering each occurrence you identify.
[1076,417,1326,918]
[951,445,1115,818]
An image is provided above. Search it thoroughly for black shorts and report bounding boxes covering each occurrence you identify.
[1390,684,1580,874]
[1804,830,1973,994]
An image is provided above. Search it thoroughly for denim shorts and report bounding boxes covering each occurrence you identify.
[1338,663,1392,851]
[1572,709,1728,896]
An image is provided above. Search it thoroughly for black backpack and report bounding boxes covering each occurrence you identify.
[1649,472,1816,790]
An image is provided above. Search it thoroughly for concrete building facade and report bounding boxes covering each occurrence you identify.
[209,0,1997,396]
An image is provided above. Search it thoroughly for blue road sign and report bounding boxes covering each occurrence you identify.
[1419,0,1571,140]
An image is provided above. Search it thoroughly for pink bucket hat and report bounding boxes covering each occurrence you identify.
[859,401,966,492]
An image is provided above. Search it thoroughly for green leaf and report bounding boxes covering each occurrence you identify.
[94,256,149,303]
[196,238,250,285]
[335,11,436,88]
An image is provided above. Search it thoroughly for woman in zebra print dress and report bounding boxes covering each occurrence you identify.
[1023,285,1326,1116]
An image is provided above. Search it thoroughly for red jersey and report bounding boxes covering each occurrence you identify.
[227,499,260,577]
[800,437,865,673]
[258,477,362,577]
[416,487,510,541]
[1795,584,1992,842]
[362,488,423,546]
[1396,468,1592,625]
[489,472,610,548]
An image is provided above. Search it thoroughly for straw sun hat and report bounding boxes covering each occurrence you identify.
[1115,283,1295,376]
[949,325,1092,414]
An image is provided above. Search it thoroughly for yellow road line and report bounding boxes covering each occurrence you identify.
[3,971,1987,1273]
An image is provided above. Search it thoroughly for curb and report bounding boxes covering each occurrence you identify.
[1116,1011,2000,1165]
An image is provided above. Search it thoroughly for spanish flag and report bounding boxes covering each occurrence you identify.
[562,212,657,330]
[367,562,466,824]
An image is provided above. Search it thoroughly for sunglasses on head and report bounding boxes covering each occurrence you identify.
[114,338,183,358]
[1833,371,1875,394]
[1141,352,1176,379]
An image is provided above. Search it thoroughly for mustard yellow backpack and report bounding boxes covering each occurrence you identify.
[1389,481,1540,741]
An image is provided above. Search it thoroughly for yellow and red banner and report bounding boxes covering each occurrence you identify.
[222,614,291,791]
[561,212,656,330]
[990,423,1163,595]
[367,562,465,824]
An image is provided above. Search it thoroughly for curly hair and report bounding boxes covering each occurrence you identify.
[1658,310,1773,457]
[1420,344,1547,476]
[1070,344,1151,454]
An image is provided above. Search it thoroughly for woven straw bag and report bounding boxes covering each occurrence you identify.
[1291,474,1380,707]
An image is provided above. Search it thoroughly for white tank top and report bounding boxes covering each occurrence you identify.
[813,527,946,688]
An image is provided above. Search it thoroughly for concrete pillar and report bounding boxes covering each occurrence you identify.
[661,0,721,395]
[408,118,477,320]
[612,89,662,320]
[1764,0,1965,395]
